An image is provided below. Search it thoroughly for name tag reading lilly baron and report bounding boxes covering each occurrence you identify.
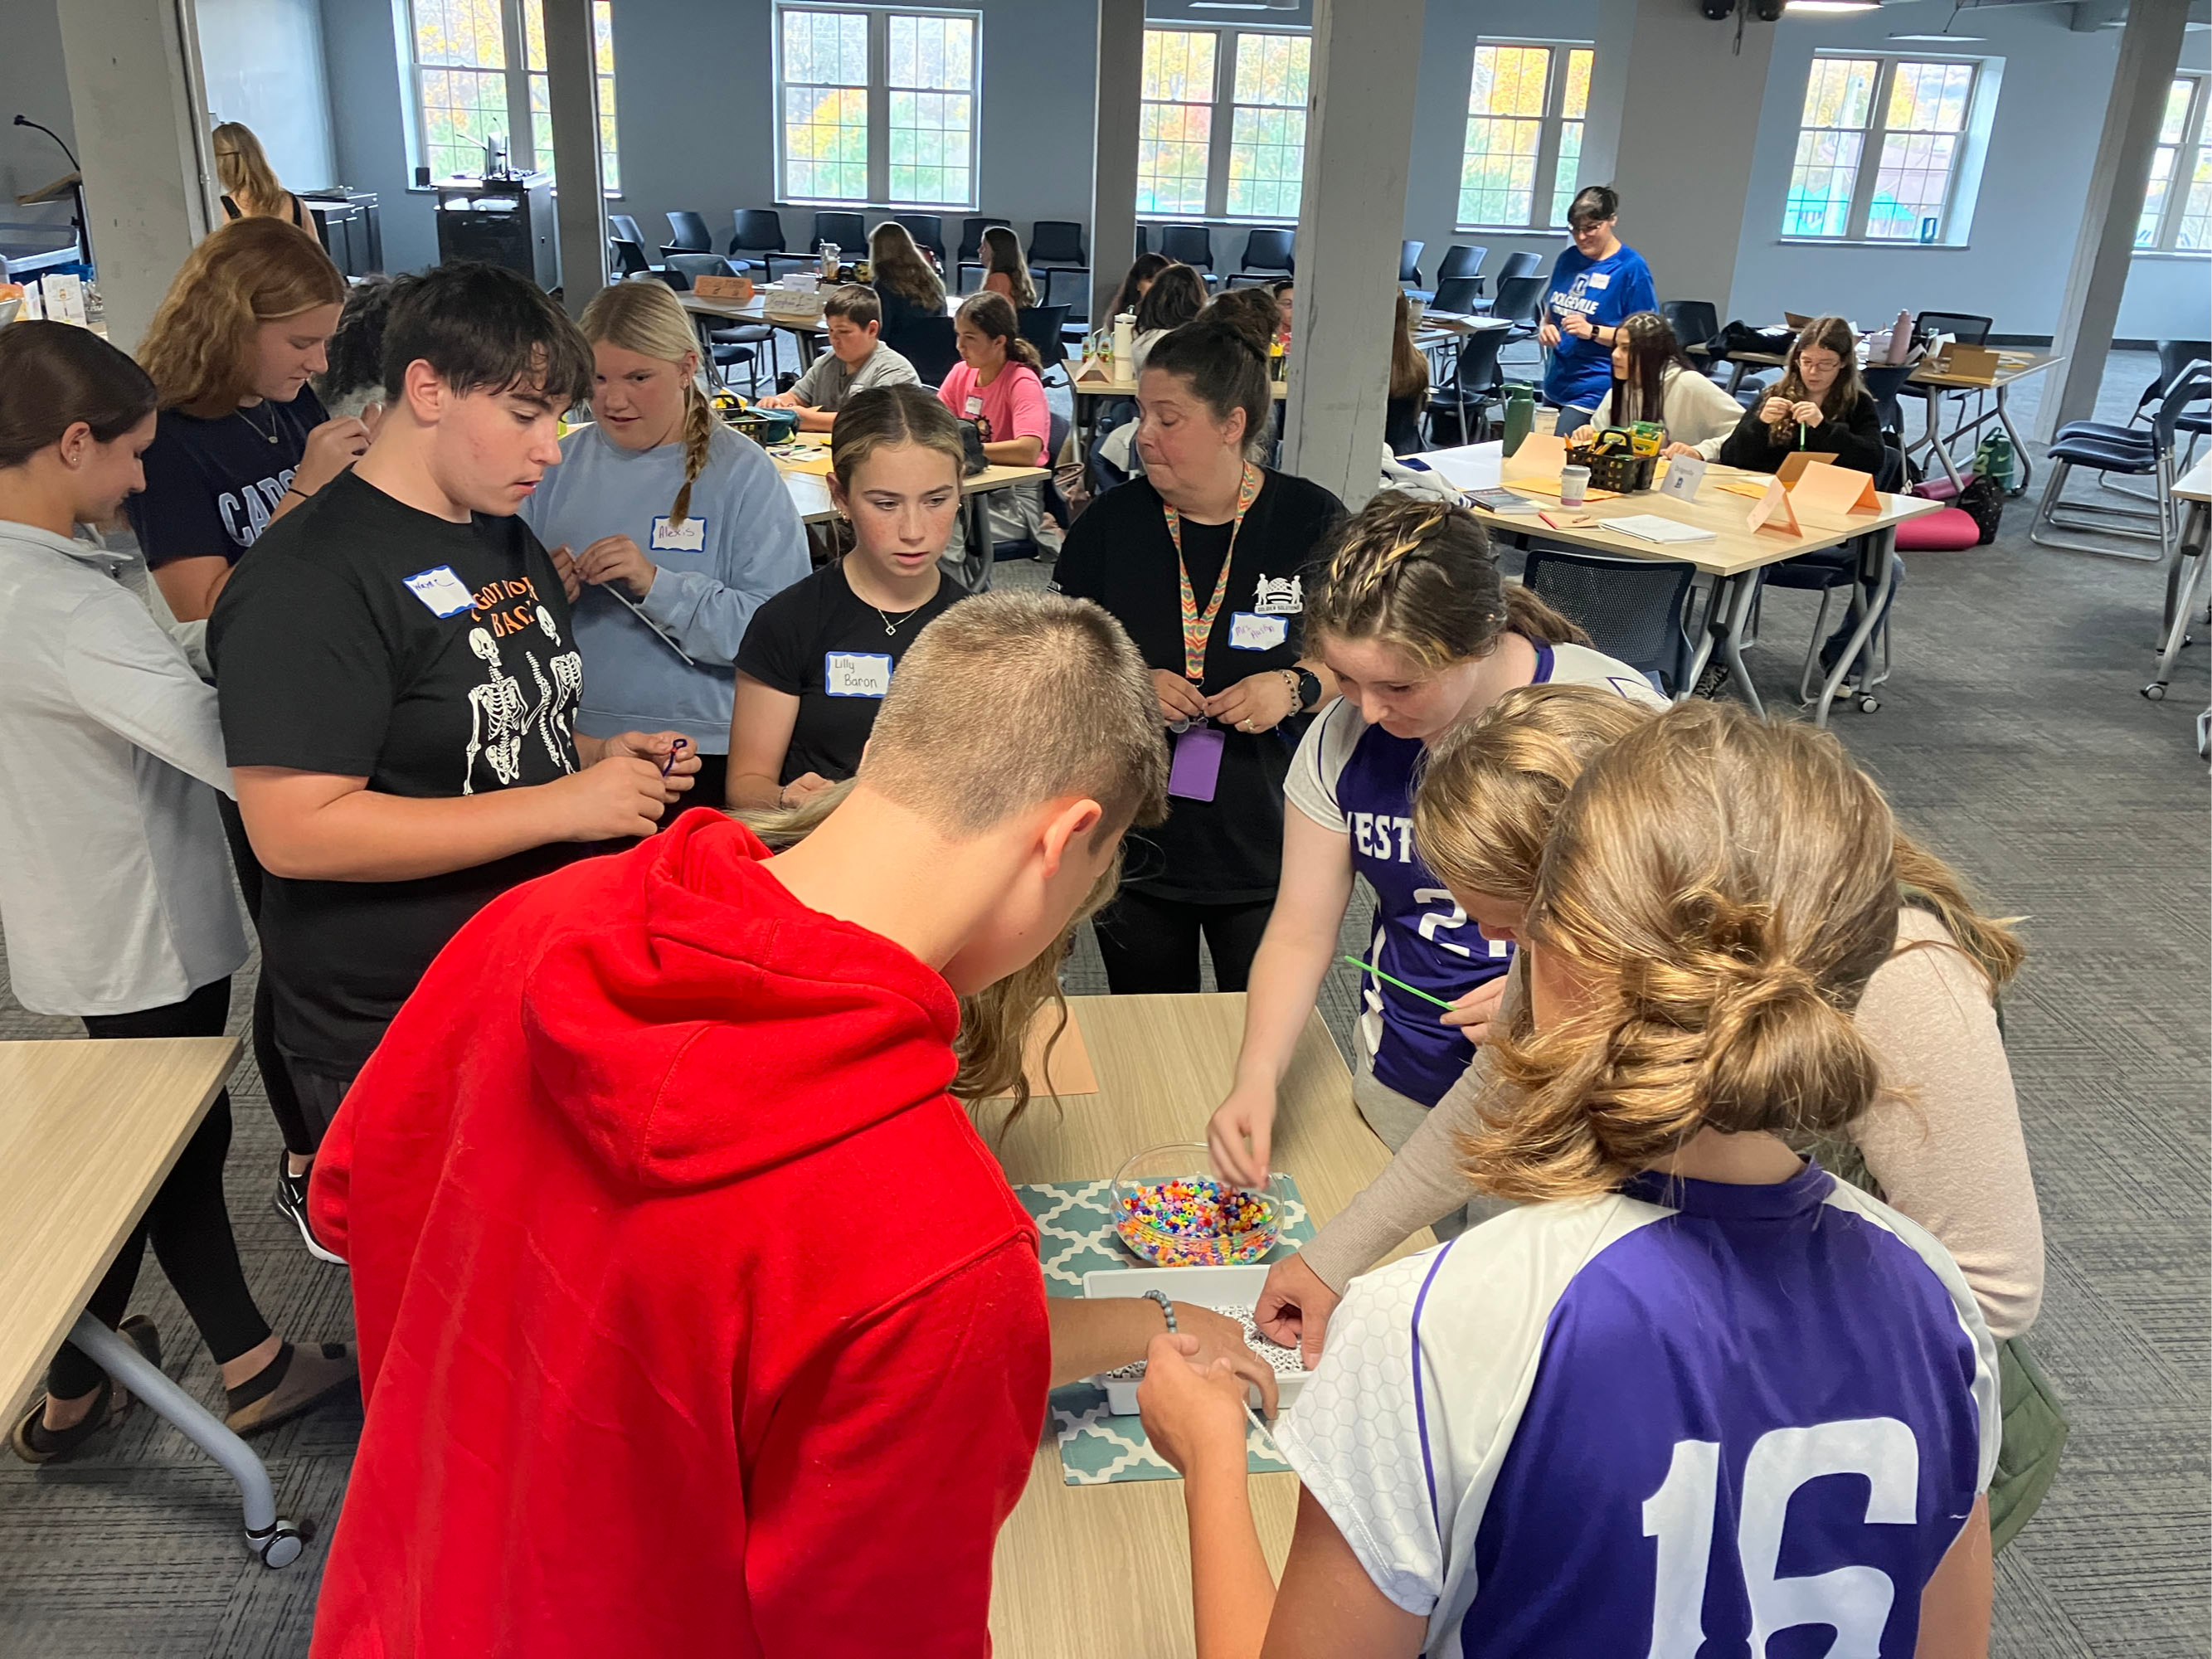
[824,651,893,698]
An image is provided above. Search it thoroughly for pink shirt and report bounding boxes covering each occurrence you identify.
[938,361,1049,453]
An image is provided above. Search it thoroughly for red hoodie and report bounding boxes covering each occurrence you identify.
[309,810,1048,1657]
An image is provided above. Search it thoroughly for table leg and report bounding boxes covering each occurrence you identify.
[1994,384,2033,497]
[954,490,993,593]
[1811,528,1897,728]
[1680,572,1763,717]
[66,1312,309,1569]
[2146,500,2210,700]
[1921,386,1964,491]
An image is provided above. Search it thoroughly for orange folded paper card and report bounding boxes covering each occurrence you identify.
[1777,450,1836,486]
[1746,476,1802,537]
[1789,463,1882,522]
[1072,357,1115,383]
[691,273,755,303]
[994,1003,1099,1098]
[1501,432,1570,480]
[1717,476,1775,499]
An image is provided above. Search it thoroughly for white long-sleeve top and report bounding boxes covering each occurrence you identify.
[1586,362,1748,458]
[0,520,246,1015]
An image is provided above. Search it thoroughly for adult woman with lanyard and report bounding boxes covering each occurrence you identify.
[1205,494,1662,1199]
[1050,315,1343,994]
[1536,184,1657,427]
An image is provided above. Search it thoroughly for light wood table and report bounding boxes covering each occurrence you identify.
[677,287,965,380]
[1905,350,2059,496]
[769,431,1049,593]
[2147,451,2212,708]
[1065,363,1287,456]
[1471,463,1937,723]
[0,1037,309,1564]
[968,993,1432,1659]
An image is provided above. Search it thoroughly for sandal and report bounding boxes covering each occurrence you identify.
[10,1315,162,1465]
[225,1341,358,1437]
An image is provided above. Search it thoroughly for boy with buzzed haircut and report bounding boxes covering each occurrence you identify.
[759,284,919,431]
[306,592,1180,1659]
[209,261,697,1259]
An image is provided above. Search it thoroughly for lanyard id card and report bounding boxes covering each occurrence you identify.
[1167,724,1225,802]
[1164,464,1264,682]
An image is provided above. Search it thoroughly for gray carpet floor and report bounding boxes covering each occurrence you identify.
[0,353,2204,1657]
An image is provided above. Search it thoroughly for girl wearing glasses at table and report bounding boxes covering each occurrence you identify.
[1049,314,1345,995]
[0,324,357,1465]
[1139,701,2000,1659]
[1204,495,1661,1199]
[521,279,809,810]
[1537,185,1658,426]
[1717,313,1887,475]
[1567,310,1746,460]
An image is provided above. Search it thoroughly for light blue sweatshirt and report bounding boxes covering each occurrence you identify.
[524,421,810,751]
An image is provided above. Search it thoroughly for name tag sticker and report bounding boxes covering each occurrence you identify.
[1587,272,1611,290]
[1167,724,1225,802]
[650,514,706,552]
[1228,611,1289,651]
[964,394,985,418]
[403,565,474,618]
[825,651,893,698]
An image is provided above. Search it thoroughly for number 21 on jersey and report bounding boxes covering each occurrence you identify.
[1643,1417,1920,1657]
[1412,888,1510,961]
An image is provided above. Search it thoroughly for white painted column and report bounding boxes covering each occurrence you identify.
[543,0,609,316]
[2035,0,2190,440]
[1088,0,1145,334]
[1280,0,1427,512]
[1606,2,1776,314]
[56,0,219,353]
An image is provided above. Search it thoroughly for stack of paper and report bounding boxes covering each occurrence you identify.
[1604,514,1717,544]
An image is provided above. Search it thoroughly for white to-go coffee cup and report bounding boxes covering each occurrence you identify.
[1560,465,1592,506]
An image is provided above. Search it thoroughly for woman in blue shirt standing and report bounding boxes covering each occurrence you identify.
[524,280,810,809]
[1538,185,1658,425]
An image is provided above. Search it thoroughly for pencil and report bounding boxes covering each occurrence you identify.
[1339,955,1456,1010]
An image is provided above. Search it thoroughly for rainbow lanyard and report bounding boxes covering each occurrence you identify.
[1163,463,1263,682]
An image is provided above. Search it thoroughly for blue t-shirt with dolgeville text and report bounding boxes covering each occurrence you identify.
[1539,243,1658,410]
[1276,1160,2001,1658]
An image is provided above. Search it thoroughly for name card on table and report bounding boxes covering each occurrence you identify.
[1501,431,1570,481]
[1789,464,1882,524]
[1658,454,1708,501]
[692,273,754,302]
[1777,450,1835,486]
[1746,476,1802,537]
[1072,357,1116,384]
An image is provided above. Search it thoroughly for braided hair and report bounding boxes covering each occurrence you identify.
[576,280,715,525]
[1302,492,1587,671]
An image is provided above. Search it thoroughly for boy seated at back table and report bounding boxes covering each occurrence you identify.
[760,285,919,431]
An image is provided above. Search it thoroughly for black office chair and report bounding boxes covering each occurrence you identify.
[656,255,765,396]
[1660,299,1725,379]
[1228,227,1294,289]
[888,315,962,387]
[1018,304,1071,373]
[1431,276,1485,318]
[1043,265,1091,327]
[1917,311,1992,346]
[1494,250,1542,284]
[1399,241,1429,302]
[1521,548,1696,696]
[731,208,806,279]
[609,238,652,279]
[610,213,649,248]
[1438,245,1486,291]
[1427,328,1507,447]
[810,212,867,255]
[893,213,946,265]
[1752,441,1907,709]
[1860,362,1915,443]
[1160,224,1213,271]
[1028,220,1088,270]
[2031,367,2207,562]
[663,211,714,260]
[1134,225,1150,257]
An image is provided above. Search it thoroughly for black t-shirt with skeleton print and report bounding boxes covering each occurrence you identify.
[210,468,588,1078]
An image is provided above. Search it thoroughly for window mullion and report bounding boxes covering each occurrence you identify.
[1846,60,1892,241]
[1530,47,1564,231]
[867,11,889,206]
[503,0,534,172]
[1206,31,1234,220]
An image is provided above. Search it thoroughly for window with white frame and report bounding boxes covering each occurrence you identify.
[1783,55,1978,242]
[410,0,620,191]
[1137,27,1311,222]
[2140,74,2212,253]
[1456,41,1592,231]
[775,5,980,207]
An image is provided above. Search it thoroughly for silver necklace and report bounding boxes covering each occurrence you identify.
[872,601,924,637]
[237,401,280,445]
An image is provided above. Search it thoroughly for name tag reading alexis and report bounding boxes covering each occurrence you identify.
[650,514,707,552]
[824,651,893,698]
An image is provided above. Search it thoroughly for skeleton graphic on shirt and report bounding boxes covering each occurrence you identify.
[460,607,582,794]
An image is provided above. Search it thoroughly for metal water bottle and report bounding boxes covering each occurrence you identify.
[1502,383,1536,457]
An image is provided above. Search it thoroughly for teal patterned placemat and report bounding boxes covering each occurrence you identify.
[1012,1175,1313,1486]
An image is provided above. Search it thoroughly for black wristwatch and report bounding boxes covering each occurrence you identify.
[1290,666,1321,712]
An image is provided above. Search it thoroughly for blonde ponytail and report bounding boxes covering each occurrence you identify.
[576,279,716,523]
[1466,701,1899,1204]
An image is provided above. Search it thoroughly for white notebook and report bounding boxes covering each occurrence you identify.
[1604,514,1717,544]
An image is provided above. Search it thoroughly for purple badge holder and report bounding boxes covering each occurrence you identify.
[1168,724,1225,802]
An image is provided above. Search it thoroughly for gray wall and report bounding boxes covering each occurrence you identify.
[198,0,338,192]
[0,0,79,258]
[319,0,438,273]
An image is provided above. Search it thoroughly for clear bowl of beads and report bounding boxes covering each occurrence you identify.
[1111,1143,1280,1267]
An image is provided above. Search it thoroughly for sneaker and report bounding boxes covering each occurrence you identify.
[1693,659,1733,700]
[1031,518,1065,561]
[275,1155,346,1265]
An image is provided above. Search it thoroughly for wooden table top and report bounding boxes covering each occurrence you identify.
[1695,344,2062,391]
[678,289,963,332]
[772,431,1048,524]
[967,993,1431,1659]
[1417,310,1516,337]
[1069,363,1289,400]
[2176,452,2212,505]
[1473,462,1937,577]
[0,1038,240,1425]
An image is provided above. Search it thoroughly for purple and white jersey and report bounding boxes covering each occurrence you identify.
[1274,1161,2000,1657]
[1285,640,1662,1107]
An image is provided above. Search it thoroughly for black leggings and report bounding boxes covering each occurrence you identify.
[50,977,273,1400]
[217,794,318,1159]
[1094,890,1274,994]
